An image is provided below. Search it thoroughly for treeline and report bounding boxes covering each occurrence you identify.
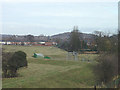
[93,31,118,88]
[94,31,118,53]
[56,28,117,54]
[2,34,49,42]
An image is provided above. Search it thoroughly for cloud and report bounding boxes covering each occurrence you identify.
[1,0,118,3]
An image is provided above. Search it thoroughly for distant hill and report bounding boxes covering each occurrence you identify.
[51,32,96,43]
[51,32,71,40]
[1,32,96,43]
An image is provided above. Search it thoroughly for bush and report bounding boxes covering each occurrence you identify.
[2,52,14,78]
[8,51,27,68]
[2,51,28,78]
[93,54,118,86]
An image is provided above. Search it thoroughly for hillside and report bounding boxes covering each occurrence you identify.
[1,32,96,43]
[2,45,97,88]
[51,32,96,42]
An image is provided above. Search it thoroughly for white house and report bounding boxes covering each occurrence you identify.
[0,41,6,45]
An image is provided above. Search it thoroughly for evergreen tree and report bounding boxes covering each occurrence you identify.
[69,26,81,52]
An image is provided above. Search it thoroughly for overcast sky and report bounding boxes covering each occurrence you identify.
[1,0,118,36]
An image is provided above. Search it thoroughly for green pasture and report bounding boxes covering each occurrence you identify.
[2,45,98,88]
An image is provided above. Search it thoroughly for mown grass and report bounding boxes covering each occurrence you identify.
[2,45,97,88]
[2,45,66,59]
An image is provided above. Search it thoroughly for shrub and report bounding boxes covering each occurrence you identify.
[2,51,28,78]
[2,52,14,78]
[93,54,118,85]
[8,51,27,68]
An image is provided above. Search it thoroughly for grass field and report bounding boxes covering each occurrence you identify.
[2,45,98,88]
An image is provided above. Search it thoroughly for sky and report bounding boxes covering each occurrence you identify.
[1,0,118,36]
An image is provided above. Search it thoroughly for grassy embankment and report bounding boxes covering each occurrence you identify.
[2,45,97,88]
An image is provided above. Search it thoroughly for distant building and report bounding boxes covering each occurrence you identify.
[39,42,45,45]
[1,41,57,46]
[0,41,6,45]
